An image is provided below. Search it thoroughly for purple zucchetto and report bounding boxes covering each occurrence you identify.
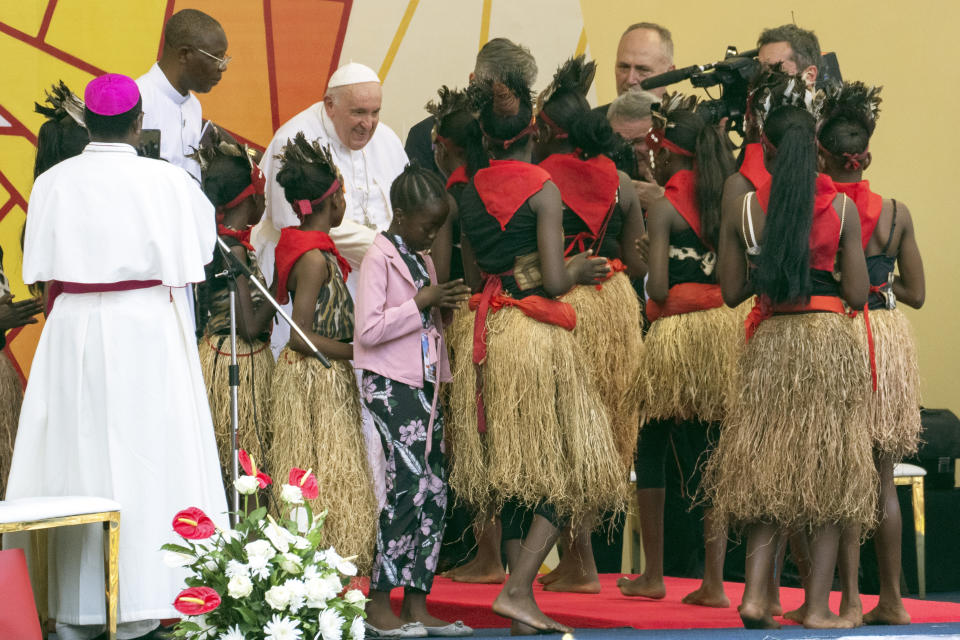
[84,73,140,116]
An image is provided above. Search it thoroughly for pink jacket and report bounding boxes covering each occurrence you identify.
[353,233,452,387]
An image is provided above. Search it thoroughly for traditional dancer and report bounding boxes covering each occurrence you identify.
[192,128,276,489]
[7,73,228,640]
[534,55,646,594]
[705,103,874,630]
[820,82,924,626]
[447,71,623,633]
[617,94,737,607]
[355,163,472,636]
[265,133,378,570]
[34,81,89,179]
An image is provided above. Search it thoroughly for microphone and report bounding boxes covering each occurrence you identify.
[640,64,713,91]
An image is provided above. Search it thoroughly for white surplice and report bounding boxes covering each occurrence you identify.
[4,143,228,626]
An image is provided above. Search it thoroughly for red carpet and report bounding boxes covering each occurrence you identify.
[387,574,960,629]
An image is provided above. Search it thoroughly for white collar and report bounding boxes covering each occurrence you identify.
[147,62,192,105]
[83,142,137,155]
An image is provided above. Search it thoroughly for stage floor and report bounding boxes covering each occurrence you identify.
[389,574,960,631]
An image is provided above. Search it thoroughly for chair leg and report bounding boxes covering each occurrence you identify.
[33,529,49,636]
[103,516,120,640]
[911,477,925,599]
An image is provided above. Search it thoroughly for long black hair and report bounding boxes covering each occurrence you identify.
[465,70,533,176]
[754,105,818,304]
[662,108,733,249]
[33,82,89,178]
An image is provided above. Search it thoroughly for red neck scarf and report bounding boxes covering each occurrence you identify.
[539,152,619,236]
[473,160,551,230]
[739,142,770,189]
[757,173,841,272]
[663,169,705,243]
[833,180,883,250]
[274,228,351,304]
[446,165,468,190]
[217,224,254,251]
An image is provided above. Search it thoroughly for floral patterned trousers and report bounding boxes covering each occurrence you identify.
[363,371,448,592]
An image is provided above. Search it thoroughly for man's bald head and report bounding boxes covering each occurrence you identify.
[164,9,223,49]
[615,23,674,97]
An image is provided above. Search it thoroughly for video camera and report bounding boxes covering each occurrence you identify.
[640,47,842,137]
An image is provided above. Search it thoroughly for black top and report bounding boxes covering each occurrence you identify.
[867,200,898,310]
[562,203,624,260]
[459,181,543,298]
[447,181,467,282]
[668,227,716,288]
[404,116,442,178]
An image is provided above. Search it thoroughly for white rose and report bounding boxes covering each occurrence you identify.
[277,552,303,574]
[304,576,338,608]
[343,589,366,605]
[228,574,254,599]
[264,584,292,611]
[324,573,344,597]
[234,475,260,495]
[245,539,276,562]
[280,483,304,505]
[318,607,345,640]
[350,616,365,640]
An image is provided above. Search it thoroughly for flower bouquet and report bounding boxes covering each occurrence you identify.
[164,451,367,640]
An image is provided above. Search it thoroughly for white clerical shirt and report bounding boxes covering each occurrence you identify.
[137,63,203,182]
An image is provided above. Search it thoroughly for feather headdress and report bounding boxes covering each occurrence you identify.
[467,68,532,118]
[747,64,824,135]
[536,55,597,112]
[34,81,85,127]
[188,124,259,173]
[276,131,340,180]
[426,85,472,125]
[650,91,699,131]
[819,81,882,137]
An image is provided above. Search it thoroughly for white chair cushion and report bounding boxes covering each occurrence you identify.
[893,462,927,478]
[0,496,121,524]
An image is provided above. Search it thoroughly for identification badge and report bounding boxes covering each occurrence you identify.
[422,332,438,384]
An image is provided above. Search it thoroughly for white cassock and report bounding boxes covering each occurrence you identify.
[4,142,228,630]
[136,63,203,182]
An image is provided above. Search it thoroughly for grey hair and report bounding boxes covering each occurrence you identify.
[758,24,822,72]
[620,22,674,62]
[474,37,538,86]
[607,88,660,122]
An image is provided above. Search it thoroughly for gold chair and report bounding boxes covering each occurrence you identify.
[0,497,121,640]
[893,462,926,599]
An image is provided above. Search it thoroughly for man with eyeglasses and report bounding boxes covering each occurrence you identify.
[137,8,229,182]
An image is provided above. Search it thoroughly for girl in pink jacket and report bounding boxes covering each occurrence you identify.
[354,163,472,637]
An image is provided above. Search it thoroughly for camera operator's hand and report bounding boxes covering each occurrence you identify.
[0,293,43,332]
[567,251,611,285]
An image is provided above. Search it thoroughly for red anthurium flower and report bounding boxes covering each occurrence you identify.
[172,507,216,540]
[173,586,221,615]
[238,449,272,488]
[289,467,319,500]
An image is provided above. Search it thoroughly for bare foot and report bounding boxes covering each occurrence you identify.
[493,587,572,634]
[783,604,806,623]
[616,575,666,599]
[537,563,572,586]
[863,602,911,625]
[739,600,780,629]
[543,575,601,594]
[768,601,783,617]
[681,584,730,608]
[839,597,863,627]
[510,621,541,636]
[443,556,506,584]
[803,611,855,629]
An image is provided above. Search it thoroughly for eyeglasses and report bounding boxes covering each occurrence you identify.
[195,47,231,71]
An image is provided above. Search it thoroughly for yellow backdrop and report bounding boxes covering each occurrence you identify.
[1,0,956,415]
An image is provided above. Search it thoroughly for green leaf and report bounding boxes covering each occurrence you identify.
[160,543,195,556]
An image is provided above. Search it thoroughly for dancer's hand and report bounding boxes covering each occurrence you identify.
[567,251,610,285]
[415,279,471,310]
[0,293,43,332]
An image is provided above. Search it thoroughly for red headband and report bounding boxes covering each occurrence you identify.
[537,110,568,140]
[293,179,341,218]
[645,128,694,158]
[481,117,537,150]
[817,140,869,171]
[216,164,266,221]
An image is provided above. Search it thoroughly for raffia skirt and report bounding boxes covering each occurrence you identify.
[860,308,922,460]
[640,304,740,424]
[0,352,22,499]
[267,347,378,571]
[704,312,877,531]
[446,306,627,523]
[562,273,645,472]
[198,333,275,482]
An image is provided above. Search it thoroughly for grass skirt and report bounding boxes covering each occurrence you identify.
[267,348,378,570]
[0,353,22,499]
[704,313,877,531]
[562,273,644,472]
[198,333,275,483]
[640,304,740,423]
[861,308,922,459]
[446,306,627,522]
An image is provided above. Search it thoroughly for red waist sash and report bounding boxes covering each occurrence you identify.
[469,274,577,432]
[47,279,164,314]
[646,282,723,322]
[745,294,877,391]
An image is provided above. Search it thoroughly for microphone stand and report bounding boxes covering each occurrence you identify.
[214,236,331,525]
